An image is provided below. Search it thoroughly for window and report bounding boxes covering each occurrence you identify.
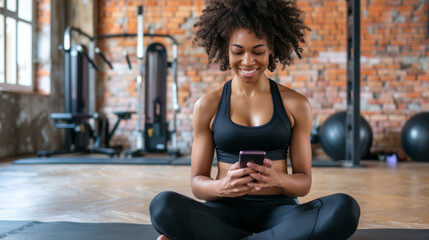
[0,0,34,92]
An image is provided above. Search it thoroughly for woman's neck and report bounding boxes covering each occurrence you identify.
[231,75,270,97]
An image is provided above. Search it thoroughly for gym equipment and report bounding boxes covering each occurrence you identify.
[144,43,168,153]
[345,0,361,166]
[95,6,180,158]
[319,111,373,161]
[401,112,429,162]
[39,6,179,158]
[313,0,363,166]
[37,44,131,157]
[310,125,320,144]
[126,43,173,155]
[123,6,180,158]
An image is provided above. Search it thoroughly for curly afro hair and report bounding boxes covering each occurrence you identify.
[193,0,310,72]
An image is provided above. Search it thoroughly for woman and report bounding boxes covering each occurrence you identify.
[150,1,360,239]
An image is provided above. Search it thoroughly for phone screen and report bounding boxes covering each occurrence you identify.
[239,150,266,168]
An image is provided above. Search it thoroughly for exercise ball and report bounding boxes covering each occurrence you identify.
[401,112,429,162]
[310,125,320,144]
[319,111,373,160]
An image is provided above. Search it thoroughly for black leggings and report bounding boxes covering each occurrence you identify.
[150,191,360,240]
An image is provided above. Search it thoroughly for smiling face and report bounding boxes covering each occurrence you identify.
[228,28,271,83]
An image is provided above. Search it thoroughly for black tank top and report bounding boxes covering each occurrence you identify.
[212,79,292,164]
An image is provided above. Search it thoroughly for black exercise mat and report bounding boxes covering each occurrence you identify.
[0,221,36,238]
[14,157,338,167]
[13,157,174,165]
[0,221,159,240]
[170,158,342,167]
[12,156,218,166]
[169,156,218,166]
[310,159,341,167]
[1,221,428,240]
[351,228,429,240]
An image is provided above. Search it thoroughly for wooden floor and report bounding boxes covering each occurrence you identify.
[0,160,428,229]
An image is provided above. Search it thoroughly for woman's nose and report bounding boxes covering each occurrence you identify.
[242,53,255,65]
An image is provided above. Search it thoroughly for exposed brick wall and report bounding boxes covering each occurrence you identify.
[97,0,207,152]
[295,0,429,158]
[97,0,429,159]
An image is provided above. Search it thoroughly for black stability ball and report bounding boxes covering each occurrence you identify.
[319,111,373,161]
[401,112,429,162]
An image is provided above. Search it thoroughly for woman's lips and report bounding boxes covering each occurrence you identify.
[239,68,258,77]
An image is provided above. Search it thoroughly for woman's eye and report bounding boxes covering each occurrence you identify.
[231,51,265,55]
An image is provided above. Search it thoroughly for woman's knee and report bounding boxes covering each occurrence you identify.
[335,193,360,221]
[323,193,360,229]
[150,191,186,225]
[312,193,360,239]
[150,191,181,208]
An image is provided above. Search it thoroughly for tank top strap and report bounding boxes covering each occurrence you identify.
[212,80,232,130]
[269,79,291,127]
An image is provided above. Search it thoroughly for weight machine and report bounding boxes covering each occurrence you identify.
[39,5,180,158]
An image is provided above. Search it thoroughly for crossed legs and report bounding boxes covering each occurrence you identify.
[150,191,360,240]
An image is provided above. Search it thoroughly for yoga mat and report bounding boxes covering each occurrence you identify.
[350,228,429,240]
[1,221,428,240]
[13,157,175,165]
[14,157,337,167]
[311,159,341,167]
[0,221,159,240]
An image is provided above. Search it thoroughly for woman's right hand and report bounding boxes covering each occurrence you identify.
[216,162,259,198]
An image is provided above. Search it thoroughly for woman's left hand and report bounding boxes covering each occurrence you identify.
[246,159,282,191]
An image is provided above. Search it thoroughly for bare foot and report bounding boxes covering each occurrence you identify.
[157,235,171,240]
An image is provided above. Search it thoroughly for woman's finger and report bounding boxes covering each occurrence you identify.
[229,185,253,195]
[229,162,240,171]
[229,167,257,179]
[233,175,255,185]
[249,172,262,181]
[249,172,269,183]
[263,158,272,167]
[246,182,262,191]
[247,162,266,175]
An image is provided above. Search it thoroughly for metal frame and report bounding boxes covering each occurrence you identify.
[62,5,180,155]
[346,0,361,167]
[0,0,35,92]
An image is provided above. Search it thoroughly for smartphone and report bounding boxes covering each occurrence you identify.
[239,150,266,168]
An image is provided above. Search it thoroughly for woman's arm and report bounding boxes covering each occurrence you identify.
[247,90,313,197]
[191,93,257,201]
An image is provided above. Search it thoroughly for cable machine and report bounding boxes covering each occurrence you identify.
[63,6,180,158]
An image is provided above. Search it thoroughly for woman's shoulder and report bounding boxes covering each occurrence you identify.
[276,82,310,103]
[275,82,311,115]
[193,82,225,117]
